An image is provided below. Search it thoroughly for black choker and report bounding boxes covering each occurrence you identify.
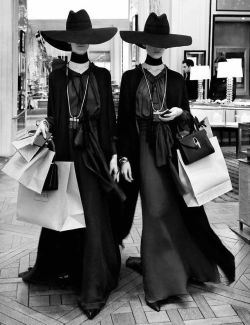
[145,55,163,66]
[70,52,89,64]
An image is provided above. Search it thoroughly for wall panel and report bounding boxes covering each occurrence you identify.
[0,0,18,156]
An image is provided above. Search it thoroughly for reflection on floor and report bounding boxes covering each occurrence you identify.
[0,156,250,325]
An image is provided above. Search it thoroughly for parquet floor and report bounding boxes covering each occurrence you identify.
[0,158,250,325]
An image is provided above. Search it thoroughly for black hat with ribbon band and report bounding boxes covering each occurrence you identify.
[120,12,192,49]
[40,9,117,51]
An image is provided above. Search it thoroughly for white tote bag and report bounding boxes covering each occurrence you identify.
[177,136,232,207]
[2,148,54,194]
[198,116,213,139]
[16,161,86,231]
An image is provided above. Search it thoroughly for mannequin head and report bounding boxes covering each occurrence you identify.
[70,43,89,55]
[145,45,165,59]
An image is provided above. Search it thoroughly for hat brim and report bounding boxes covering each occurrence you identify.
[41,27,117,51]
[120,31,192,49]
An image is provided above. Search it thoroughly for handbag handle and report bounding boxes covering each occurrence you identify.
[177,115,205,139]
[194,116,207,130]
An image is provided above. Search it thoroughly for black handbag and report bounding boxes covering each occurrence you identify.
[42,139,58,191]
[178,128,215,165]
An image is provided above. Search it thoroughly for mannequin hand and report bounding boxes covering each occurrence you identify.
[110,154,119,182]
[159,107,183,122]
[121,161,133,182]
[34,120,49,141]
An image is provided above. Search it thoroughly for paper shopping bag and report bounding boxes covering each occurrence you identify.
[16,161,85,231]
[177,136,232,207]
[2,148,54,194]
[193,114,213,138]
[199,116,213,138]
[12,135,40,162]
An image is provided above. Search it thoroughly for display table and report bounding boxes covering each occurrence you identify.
[231,158,250,244]
[190,101,250,157]
[238,122,250,157]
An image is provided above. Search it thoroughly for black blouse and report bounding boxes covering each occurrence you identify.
[45,64,117,162]
[136,67,168,119]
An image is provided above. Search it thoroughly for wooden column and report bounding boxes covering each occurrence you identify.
[137,0,149,63]
[159,0,210,73]
[0,0,18,156]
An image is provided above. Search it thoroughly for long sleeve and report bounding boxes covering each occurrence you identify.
[176,76,193,132]
[94,66,118,161]
[106,70,117,155]
[45,73,55,134]
[117,72,134,160]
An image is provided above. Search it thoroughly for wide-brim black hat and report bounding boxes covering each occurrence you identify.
[40,9,117,51]
[120,13,192,49]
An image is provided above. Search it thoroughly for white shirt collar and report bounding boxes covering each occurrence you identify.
[142,62,165,76]
[68,60,90,74]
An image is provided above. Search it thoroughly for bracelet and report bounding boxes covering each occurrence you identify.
[43,120,49,129]
[119,157,129,166]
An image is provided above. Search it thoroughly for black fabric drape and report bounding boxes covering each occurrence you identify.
[117,66,192,240]
[117,66,235,282]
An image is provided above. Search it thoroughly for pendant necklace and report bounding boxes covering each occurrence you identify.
[66,66,89,129]
[142,65,167,114]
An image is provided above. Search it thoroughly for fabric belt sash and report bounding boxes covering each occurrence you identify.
[150,121,186,195]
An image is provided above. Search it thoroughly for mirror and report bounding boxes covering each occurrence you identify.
[213,15,250,97]
[184,50,206,66]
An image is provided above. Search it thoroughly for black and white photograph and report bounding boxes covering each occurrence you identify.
[0,0,250,324]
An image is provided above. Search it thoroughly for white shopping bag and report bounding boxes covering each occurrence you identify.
[2,148,54,194]
[199,116,213,138]
[16,161,85,231]
[178,136,232,207]
[12,135,40,162]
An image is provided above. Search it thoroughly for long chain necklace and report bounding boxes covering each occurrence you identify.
[66,66,89,129]
[142,65,167,114]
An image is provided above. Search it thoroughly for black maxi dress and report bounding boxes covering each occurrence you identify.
[118,66,235,303]
[20,66,122,310]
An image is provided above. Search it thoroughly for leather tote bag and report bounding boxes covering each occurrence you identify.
[178,129,215,165]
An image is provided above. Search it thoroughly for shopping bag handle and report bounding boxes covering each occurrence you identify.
[194,116,207,130]
[176,115,206,140]
[45,137,55,152]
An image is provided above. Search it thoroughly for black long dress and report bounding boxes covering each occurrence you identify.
[20,66,122,310]
[117,65,235,303]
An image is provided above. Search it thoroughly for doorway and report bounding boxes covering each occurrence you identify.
[212,15,250,98]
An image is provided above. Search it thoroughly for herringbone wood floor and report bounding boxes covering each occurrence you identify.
[0,159,250,325]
